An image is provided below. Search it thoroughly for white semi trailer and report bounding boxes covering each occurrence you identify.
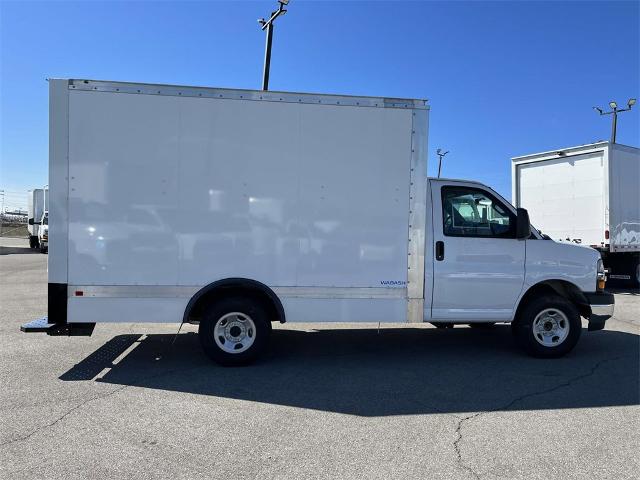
[22,79,613,365]
[512,142,640,288]
[27,188,48,249]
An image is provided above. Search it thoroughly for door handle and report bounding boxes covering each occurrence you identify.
[435,241,445,261]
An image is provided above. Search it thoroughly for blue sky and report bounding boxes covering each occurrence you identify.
[1,0,638,210]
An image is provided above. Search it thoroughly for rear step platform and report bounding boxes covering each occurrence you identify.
[21,317,56,333]
[21,317,95,336]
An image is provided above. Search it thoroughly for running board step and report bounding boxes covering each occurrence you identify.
[21,317,95,336]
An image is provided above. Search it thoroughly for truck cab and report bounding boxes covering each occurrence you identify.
[426,178,613,357]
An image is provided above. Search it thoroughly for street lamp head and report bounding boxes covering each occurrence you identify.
[628,98,637,108]
[609,101,618,109]
[593,106,603,114]
[279,0,290,5]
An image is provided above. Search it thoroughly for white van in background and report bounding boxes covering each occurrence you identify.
[37,211,48,253]
[27,188,48,249]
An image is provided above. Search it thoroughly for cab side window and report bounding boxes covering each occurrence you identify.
[442,187,515,238]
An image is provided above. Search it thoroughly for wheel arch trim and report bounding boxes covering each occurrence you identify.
[513,279,590,322]
[182,278,286,324]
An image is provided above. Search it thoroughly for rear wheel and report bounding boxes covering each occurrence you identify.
[512,295,581,358]
[199,296,270,366]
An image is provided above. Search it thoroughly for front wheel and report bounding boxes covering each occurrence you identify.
[199,296,270,366]
[512,295,581,358]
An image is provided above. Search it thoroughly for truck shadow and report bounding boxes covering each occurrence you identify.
[0,246,40,255]
[59,326,639,416]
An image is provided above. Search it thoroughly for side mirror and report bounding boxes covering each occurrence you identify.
[28,218,34,225]
[516,208,531,239]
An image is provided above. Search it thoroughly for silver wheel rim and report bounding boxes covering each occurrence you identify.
[214,312,256,354]
[532,308,570,347]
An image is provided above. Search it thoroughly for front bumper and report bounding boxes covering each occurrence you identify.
[584,292,614,331]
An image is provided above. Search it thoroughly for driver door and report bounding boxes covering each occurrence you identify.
[430,180,526,320]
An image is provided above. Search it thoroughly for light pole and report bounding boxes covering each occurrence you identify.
[258,0,289,91]
[436,149,449,178]
[0,190,4,236]
[593,98,636,144]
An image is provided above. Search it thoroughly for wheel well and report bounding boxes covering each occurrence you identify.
[514,280,590,321]
[183,278,285,324]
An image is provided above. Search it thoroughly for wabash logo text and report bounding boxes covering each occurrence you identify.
[380,280,407,286]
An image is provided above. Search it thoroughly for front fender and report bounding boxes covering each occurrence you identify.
[525,239,599,292]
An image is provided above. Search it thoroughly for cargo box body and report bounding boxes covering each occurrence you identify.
[512,142,640,253]
[48,79,428,325]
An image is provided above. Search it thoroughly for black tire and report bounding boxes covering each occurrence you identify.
[40,245,47,254]
[468,322,496,329]
[512,294,581,358]
[430,322,454,329]
[198,296,270,366]
[29,236,38,249]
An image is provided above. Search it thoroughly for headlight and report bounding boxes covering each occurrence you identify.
[596,258,606,291]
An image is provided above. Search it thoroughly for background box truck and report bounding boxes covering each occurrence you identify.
[27,188,48,249]
[512,142,640,288]
[22,79,613,365]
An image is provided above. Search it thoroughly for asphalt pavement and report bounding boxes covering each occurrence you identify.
[1,237,638,479]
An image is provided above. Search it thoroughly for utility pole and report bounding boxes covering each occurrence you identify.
[258,0,289,91]
[436,149,449,178]
[593,98,636,144]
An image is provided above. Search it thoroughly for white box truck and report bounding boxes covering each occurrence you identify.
[27,188,48,249]
[22,79,614,365]
[512,142,640,288]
